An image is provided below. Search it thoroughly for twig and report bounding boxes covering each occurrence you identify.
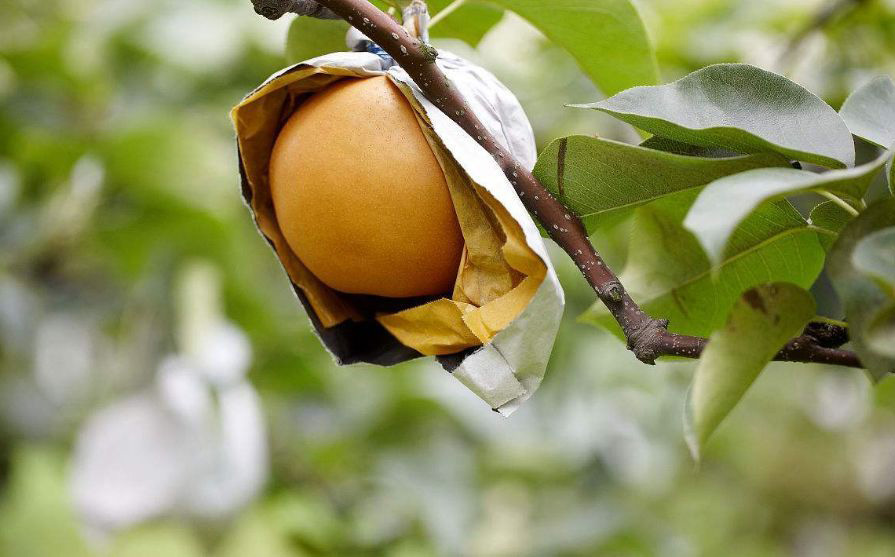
[428,0,465,28]
[819,190,859,216]
[251,0,340,20]
[258,0,866,370]
[655,325,859,367]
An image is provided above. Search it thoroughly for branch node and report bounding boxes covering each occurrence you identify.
[803,321,850,348]
[419,42,439,63]
[599,282,624,304]
[626,318,669,365]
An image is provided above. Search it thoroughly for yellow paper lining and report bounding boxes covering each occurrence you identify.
[232,66,545,356]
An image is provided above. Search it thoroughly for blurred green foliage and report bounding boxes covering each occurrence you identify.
[2,0,895,555]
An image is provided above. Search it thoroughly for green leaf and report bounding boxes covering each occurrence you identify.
[888,156,894,195]
[810,200,854,234]
[839,75,895,149]
[867,304,895,359]
[368,0,396,10]
[852,227,895,291]
[683,151,891,265]
[828,199,895,380]
[639,135,739,158]
[685,283,815,460]
[376,0,411,8]
[489,0,658,96]
[580,191,825,338]
[809,200,854,250]
[851,227,895,360]
[574,64,856,168]
[428,0,503,47]
[286,16,350,63]
[532,135,788,231]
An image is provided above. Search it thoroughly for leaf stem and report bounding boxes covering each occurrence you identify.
[808,225,839,238]
[818,190,860,216]
[428,0,465,27]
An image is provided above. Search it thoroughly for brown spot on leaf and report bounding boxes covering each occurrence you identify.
[557,137,568,198]
[743,289,768,314]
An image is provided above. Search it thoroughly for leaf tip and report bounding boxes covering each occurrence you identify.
[684,430,702,464]
[682,385,704,464]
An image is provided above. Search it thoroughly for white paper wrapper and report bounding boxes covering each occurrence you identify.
[233,50,564,415]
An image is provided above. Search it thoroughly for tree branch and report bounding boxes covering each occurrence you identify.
[252,0,340,20]
[653,327,861,368]
[259,0,866,371]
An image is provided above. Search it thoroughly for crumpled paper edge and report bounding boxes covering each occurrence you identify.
[238,51,564,415]
[388,63,564,414]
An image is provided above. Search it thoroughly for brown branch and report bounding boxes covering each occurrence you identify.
[653,327,861,368]
[252,0,340,20]
[261,0,866,370]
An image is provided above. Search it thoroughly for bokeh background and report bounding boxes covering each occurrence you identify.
[2,0,895,555]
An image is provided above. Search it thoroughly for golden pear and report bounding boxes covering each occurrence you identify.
[269,76,464,298]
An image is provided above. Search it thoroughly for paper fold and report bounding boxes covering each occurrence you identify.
[232,50,563,414]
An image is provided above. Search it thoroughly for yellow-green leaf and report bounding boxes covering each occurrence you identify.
[828,200,895,380]
[489,0,658,96]
[533,135,787,232]
[685,283,815,460]
[684,151,891,265]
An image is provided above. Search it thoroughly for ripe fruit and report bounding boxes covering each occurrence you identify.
[269,76,465,298]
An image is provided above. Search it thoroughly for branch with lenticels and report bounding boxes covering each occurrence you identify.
[250,0,864,370]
